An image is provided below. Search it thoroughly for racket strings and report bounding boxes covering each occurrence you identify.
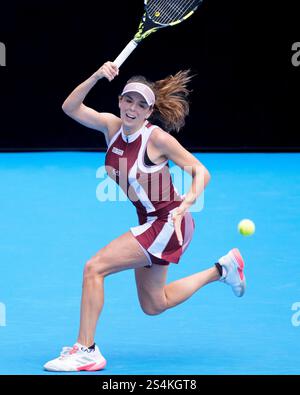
[147,0,201,25]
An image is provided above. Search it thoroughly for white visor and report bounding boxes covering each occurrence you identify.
[121,82,155,106]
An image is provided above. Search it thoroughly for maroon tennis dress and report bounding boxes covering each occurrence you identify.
[105,121,195,266]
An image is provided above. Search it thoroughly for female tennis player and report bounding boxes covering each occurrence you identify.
[44,61,246,371]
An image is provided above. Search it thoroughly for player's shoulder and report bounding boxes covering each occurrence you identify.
[106,114,122,142]
[102,112,122,128]
[149,126,177,149]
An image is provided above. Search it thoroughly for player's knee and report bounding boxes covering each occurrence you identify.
[140,301,166,316]
[83,257,107,278]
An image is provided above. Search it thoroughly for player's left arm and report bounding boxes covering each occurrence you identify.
[152,128,211,211]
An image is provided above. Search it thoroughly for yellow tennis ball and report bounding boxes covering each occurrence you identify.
[238,219,255,236]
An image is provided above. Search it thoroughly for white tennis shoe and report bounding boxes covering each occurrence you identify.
[43,343,106,372]
[218,248,246,297]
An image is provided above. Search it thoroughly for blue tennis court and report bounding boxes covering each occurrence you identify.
[1,152,300,374]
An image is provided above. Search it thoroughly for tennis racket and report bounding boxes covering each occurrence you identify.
[113,0,203,68]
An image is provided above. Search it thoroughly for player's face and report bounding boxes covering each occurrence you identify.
[119,92,152,132]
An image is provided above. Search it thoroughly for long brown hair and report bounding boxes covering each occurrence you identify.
[126,70,193,133]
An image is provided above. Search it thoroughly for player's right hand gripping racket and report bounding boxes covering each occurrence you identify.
[113,0,203,68]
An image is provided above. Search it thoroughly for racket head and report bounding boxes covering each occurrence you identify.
[134,0,203,42]
[146,0,203,26]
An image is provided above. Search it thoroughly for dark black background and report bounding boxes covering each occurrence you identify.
[0,0,298,151]
[0,374,298,392]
